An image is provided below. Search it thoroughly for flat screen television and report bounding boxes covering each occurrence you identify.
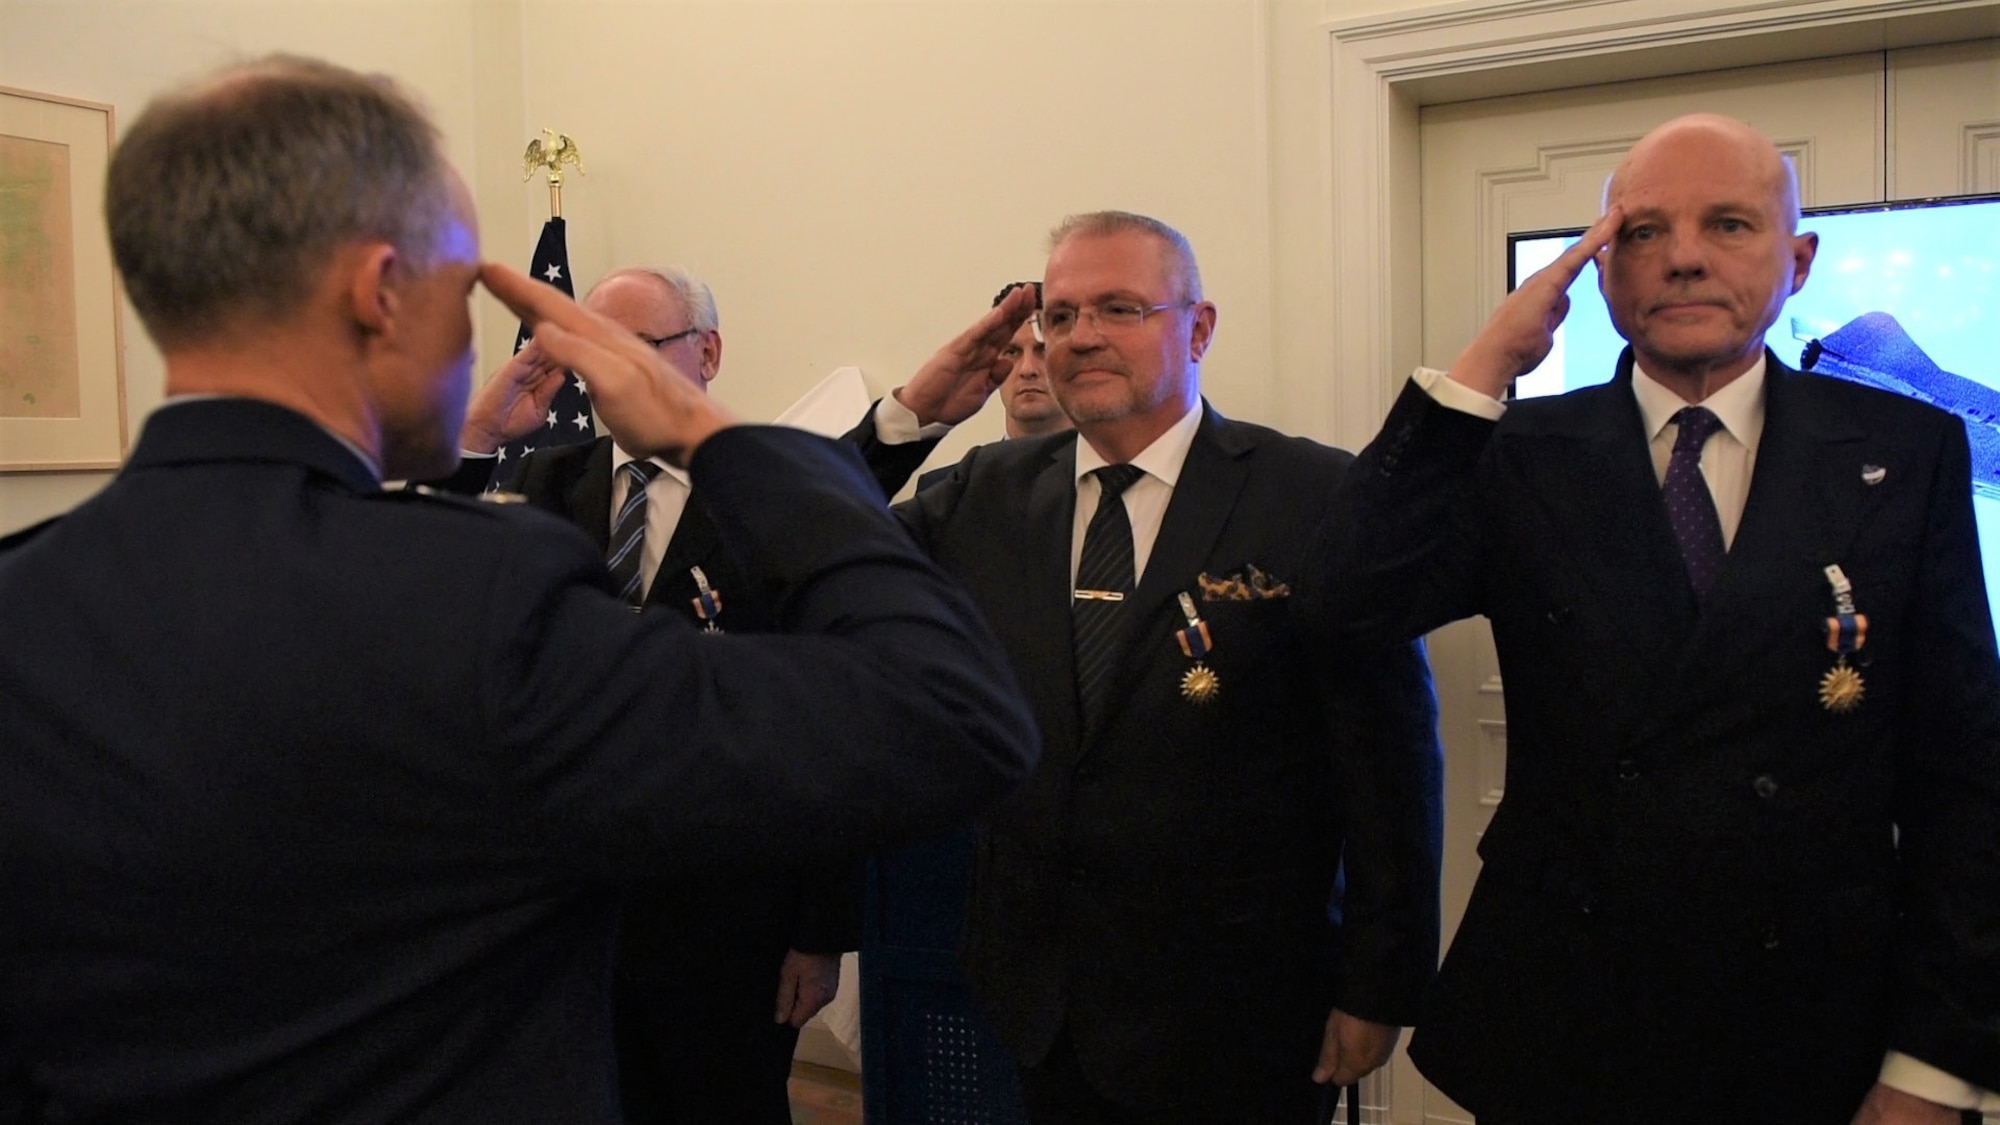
[1506,193,2000,644]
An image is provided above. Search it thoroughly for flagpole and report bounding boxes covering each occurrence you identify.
[491,129,593,484]
[522,127,584,218]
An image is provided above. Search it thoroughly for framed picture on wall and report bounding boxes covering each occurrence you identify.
[0,85,126,472]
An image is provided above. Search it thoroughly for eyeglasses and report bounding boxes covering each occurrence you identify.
[1034,301,1191,342]
[638,327,703,350]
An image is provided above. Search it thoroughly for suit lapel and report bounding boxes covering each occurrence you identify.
[1028,438,1084,757]
[1516,371,1697,677]
[645,490,723,620]
[564,440,616,557]
[1092,404,1251,740]
[1668,360,1873,700]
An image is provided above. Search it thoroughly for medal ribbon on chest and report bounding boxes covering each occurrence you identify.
[1174,592,1219,704]
[1818,564,1866,713]
[691,566,724,634]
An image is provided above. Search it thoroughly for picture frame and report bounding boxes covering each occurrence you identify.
[0,85,126,472]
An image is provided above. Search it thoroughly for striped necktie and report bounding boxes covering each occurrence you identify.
[608,460,663,607]
[1073,463,1145,730]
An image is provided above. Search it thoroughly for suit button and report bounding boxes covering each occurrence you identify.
[1545,605,1574,625]
[1762,923,1781,949]
[1616,759,1641,781]
[1069,866,1087,884]
[1752,775,1779,800]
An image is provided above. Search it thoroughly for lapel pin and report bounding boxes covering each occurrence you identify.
[1860,465,1886,486]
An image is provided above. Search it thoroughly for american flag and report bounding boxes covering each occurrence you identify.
[492,217,594,488]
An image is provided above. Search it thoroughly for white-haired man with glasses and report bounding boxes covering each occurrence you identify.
[433,265,867,1125]
[849,211,1445,1123]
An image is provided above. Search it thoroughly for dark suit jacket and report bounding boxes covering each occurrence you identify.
[437,436,869,1121]
[439,438,863,965]
[915,463,953,493]
[0,400,1035,1123]
[862,401,1443,1111]
[1319,352,2000,1122]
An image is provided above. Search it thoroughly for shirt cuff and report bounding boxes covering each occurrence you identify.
[875,392,954,444]
[1879,1051,1995,1111]
[459,450,497,460]
[1413,366,1507,421]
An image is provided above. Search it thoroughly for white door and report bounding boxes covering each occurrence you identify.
[1399,52,1893,1125]
[1398,37,2000,1123]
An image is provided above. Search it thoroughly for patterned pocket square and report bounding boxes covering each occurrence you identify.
[1197,564,1291,602]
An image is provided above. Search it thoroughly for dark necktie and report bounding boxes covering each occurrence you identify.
[1073,463,1145,730]
[1662,406,1727,595]
[608,460,662,607]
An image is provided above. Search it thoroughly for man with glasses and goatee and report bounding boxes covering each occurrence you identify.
[849,211,1445,1124]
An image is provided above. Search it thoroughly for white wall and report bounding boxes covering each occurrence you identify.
[1,0,1329,533]
[0,0,489,532]
[505,0,1277,471]
[7,0,1946,533]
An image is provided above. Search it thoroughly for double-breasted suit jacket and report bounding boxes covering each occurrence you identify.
[1320,352,2000,1122]
[873,401,1444,1112]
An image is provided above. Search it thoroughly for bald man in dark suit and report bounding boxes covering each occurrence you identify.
[1320,114,2000,1124]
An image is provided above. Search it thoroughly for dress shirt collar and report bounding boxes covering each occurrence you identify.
[611,442,692,490]
[1631,354,1766,452]
[1072,400,1204,490]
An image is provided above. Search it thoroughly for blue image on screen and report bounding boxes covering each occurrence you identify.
[1507,195,2000,645]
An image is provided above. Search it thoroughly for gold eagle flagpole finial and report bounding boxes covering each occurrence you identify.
[522,128,584,218]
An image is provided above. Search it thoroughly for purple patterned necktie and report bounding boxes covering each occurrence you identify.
[1662,406,1727,595]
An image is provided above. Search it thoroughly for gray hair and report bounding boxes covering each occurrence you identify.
[105,54,456,347]
[588,266,719,332]
[1047,211,1203,302]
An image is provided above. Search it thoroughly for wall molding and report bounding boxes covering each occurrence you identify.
[1315,5,1994,1119]
[1316,0,1997,446]
[1967,119,2000,186]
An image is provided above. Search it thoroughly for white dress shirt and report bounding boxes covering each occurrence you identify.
[1415,357,1765,544]
[455,442,692,602]
[1630,357,1763,549]
[1067,403,1202,585]
[608,444,692,602]
[872,393,1204,584]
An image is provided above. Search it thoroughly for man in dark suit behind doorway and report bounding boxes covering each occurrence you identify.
[1320,113,2000,1124]
[438,265,861,1125]
[854,212,1445,1124]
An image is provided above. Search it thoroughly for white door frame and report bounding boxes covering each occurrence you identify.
[1318,0,2000,451]
[1314,3,1998,1118]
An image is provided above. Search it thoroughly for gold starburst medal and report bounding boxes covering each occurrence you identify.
[1818,658,1864,713]
[1181,663,1221,705]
